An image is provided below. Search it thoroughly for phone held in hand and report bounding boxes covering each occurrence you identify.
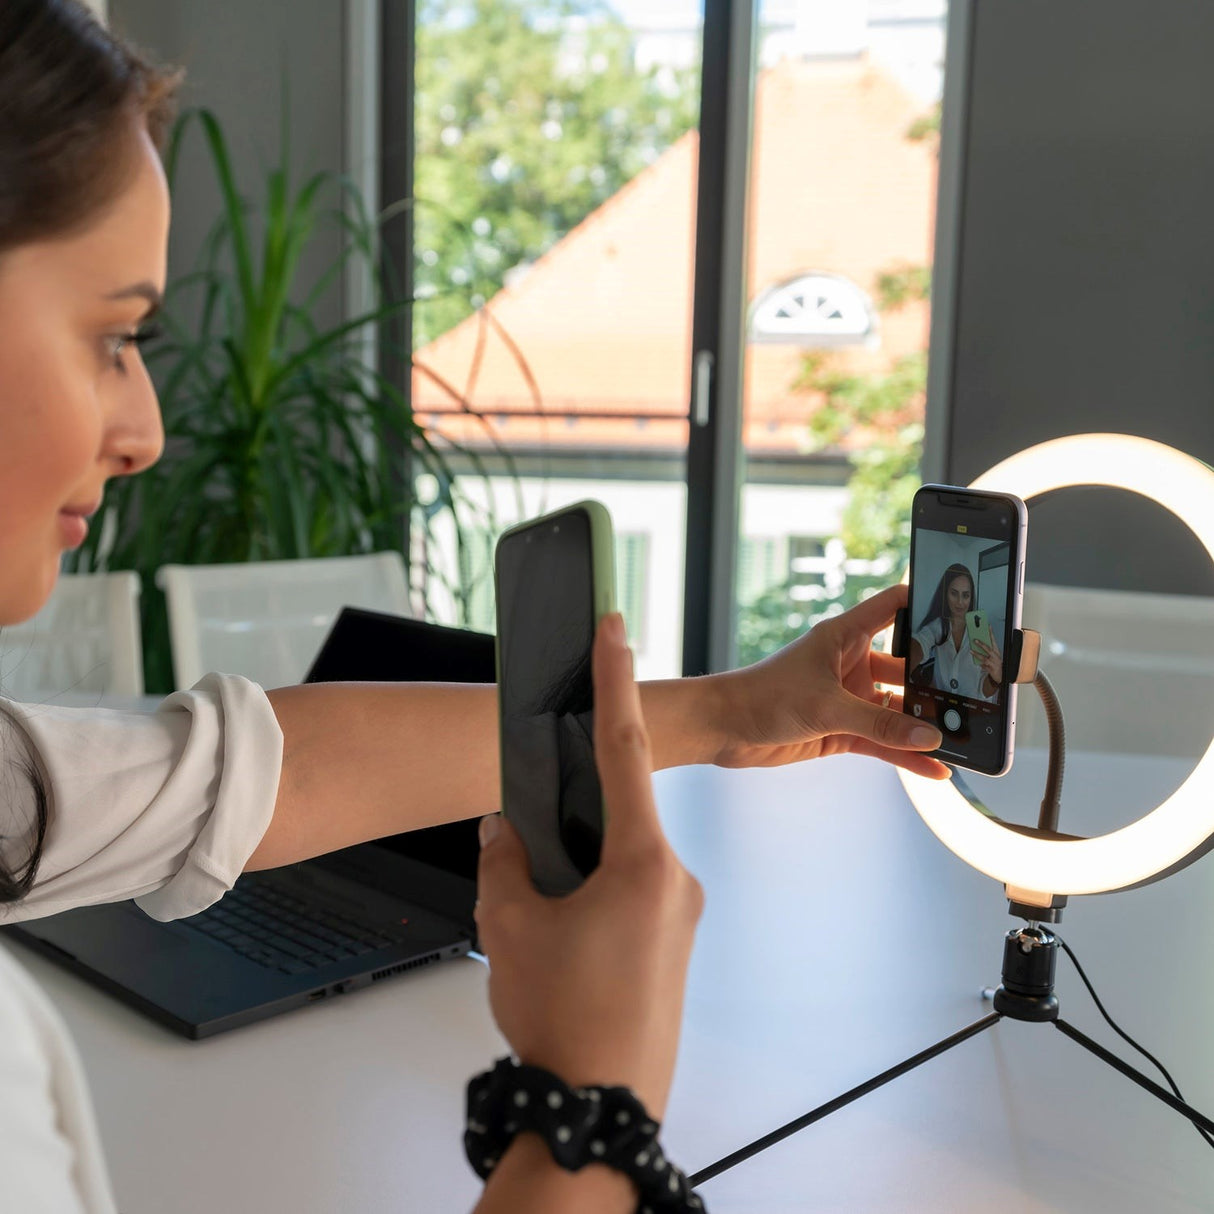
[964,610,995,664]
[494,501,617,896]
[903,484,1028,776]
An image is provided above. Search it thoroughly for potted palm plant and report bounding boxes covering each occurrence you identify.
[66,108,484,691]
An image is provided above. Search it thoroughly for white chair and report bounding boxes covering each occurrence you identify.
[1018,581,1214,759]
[157,552,411,691]
[0,571,144,698]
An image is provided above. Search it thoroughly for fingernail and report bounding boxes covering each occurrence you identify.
[910,725,942,748]
[479,814,502,847]
[602,612,626,646]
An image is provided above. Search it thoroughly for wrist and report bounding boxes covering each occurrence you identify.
[480,1133,637,1213]
[640,675,732,769]
[466,1057,704,1213]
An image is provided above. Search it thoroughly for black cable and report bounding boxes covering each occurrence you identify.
[1055,932,1214,1151]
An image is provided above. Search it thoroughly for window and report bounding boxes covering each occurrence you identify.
[749,272,877,347]
[407,0,705,679]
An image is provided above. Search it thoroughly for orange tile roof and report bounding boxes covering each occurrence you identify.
[412,54,936,456]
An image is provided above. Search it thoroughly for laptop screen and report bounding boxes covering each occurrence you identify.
[304,607,495,881]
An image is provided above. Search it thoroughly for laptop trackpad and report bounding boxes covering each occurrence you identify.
[26,902,290,1014]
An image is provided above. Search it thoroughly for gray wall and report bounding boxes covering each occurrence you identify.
[109,0,349,333]
[930,0,1214,597]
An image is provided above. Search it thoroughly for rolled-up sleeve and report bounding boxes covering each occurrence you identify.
[0,674,282,924]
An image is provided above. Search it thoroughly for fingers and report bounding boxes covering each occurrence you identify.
[475,814,541,920]
[846,737,952,778]
[827,584,907,637]
[870,650,906,686]
[592,613,663,860]
[822,689,942,752]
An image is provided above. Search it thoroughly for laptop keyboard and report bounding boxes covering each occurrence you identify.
[180,881,406,976]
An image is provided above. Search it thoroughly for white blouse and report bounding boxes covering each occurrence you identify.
[911,617,998,702]
[0,674,284,1212]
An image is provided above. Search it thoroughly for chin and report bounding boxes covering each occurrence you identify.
[0,559,59,626]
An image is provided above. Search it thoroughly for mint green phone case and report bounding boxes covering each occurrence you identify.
[965,609,995,664]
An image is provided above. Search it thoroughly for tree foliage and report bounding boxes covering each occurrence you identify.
[414,0,700,343]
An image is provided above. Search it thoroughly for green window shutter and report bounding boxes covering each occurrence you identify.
[738,536,788,605]
[457,525,497,634]
[614,532,649,652]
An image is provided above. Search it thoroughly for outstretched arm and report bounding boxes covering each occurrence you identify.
[249,586,946,870]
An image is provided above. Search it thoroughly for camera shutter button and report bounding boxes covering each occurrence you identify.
[943,708,963,732]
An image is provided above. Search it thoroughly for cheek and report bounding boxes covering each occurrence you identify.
[0,342,101,519]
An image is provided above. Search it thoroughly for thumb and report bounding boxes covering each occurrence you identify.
[476,814,541,908]
[824,691,941,751]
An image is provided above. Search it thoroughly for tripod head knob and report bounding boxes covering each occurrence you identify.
[992,925,1060,1022]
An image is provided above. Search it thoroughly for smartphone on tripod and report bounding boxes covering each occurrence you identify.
[494,501,616,895]
[903,484,1028,775]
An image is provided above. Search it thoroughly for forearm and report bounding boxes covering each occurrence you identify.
[249,682,499,870]
[248,676,729,870]
[472,1135,636,1214]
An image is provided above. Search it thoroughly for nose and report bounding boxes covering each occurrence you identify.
[106,361,165,477]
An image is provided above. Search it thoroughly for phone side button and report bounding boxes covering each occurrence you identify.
[1018,561,1025,593]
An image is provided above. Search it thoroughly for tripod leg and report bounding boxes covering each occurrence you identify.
[1054,1018,1214,1136]
[688,1012,1002,1187]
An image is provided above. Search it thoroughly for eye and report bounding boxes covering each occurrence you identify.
[105,321,163,372]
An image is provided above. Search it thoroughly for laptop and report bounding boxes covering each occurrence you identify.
[5,608,493,1039]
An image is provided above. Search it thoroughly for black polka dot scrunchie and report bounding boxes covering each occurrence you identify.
[465,1056,705,1213]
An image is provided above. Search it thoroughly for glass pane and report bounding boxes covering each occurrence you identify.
[734,0,947,664]
[410,0,705,679]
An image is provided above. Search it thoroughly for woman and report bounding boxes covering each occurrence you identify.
[0,3,946,1210]
[908,563,1003,701]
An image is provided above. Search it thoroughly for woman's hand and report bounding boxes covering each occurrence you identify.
[972,634,1004,695]
[705,585,949,779]
[475,613,703,1122]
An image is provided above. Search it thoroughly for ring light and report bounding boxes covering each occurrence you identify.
[898,433,1214,896]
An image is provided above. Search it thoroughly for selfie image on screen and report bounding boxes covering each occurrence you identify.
[496,510,602,896]
[905,525,1012,768]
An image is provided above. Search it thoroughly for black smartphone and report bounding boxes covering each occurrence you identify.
[494,501,616,896]
[903,484,1028,776]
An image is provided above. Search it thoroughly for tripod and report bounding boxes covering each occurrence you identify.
[689,620,1214,1189]
[689,919,1214,1186]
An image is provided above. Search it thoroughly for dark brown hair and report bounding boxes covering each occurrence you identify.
[917,562,977,646]
[0,0,182,904]
[0,0,182,256]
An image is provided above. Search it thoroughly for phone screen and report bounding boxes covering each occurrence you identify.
[904,486,1026,775]
[495,506,604,895]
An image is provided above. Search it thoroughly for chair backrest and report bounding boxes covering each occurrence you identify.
[0,571,144,697]
[157,552,411,690]
[1019,581,1214,759]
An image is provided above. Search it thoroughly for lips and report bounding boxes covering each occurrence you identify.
[61,501,101,519]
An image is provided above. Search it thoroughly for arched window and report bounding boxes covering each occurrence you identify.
[749,272,877,347]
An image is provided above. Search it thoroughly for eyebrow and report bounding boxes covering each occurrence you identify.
[104,281,164,317]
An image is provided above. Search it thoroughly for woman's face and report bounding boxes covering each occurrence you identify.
[946,575,972,621]
[0,123,169,626]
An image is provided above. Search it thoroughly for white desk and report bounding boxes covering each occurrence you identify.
[13,751,1214,1212]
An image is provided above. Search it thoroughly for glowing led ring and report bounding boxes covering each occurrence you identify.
[898,433,1214,896]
